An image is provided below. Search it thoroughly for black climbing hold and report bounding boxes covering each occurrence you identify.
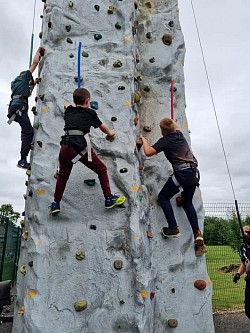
[149,57,155,63]
[111,117,117,121]
[69,53,74,58]
[40,15,43,19]
[84,179,96,187]
[39,32,43,39]
[90,101,98,110]
[171,288,175,293]
[66,37,73,44]
[120,168,128,173]
[82,51,89,57]
[31,106,37,115]
[22,211,25,216]
[28,190,33,197]
[134,1,138,9]
[66,25,71,32]
[74,76,83,82]
[28,261,33,267]
[94,5,100,11]
[118,86,125,90]
[39,93,45,101]
[114,260,123,270]
[169,21,174,28]
[25,181,28,186]
[115,22,121,29]
[35,96,38,102]
[37,141,43,148]
[143,126,151,132]
[144,86,150,92]
[94,34,102,40]
[90,225,96,230]
[146,32,152,39]
[48,22,52,28]
[136,139,143,151]
[170,86,177,92]
[120,300,125,305]
[162,34,172,46]
[145,1,152,8]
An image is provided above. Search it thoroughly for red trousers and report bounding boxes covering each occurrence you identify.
[54,144,111,202]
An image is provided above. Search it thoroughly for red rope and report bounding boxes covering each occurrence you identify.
[170,79,174,119]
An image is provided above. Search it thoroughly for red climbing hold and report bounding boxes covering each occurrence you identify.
[194,280,207,290]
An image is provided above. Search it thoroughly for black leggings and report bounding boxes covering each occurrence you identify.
[245,278,250,319]
[15,111,33,159]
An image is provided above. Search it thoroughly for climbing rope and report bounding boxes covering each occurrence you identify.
[170,0,174,119]
[29,0,37,68]
[77,42,82,88]
[190,0,249,255]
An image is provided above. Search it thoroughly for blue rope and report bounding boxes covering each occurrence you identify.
[77,42,82,88]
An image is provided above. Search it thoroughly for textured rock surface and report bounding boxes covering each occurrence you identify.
[13,1,214,332]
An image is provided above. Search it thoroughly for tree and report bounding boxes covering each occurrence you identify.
[0,204,20,226]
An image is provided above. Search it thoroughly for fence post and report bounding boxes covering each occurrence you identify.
[12,226,21,285]
[0,218,9,281]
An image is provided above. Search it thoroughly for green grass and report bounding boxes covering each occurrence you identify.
[206,245,245,311]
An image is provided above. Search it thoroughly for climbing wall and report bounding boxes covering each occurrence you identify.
[13,1,214,332]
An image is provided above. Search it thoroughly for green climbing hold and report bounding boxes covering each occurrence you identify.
[74,300,87,312]
[75,251,86,260]
[134,91,141,103]
[74,76,83,82]
[26,169,31,176]
[115,22,121,29]
[84,179,96,187]
[94,34,102,40]
[20,220,25,228]
[81,50,89,57]
[107,6,115,14]
[66,37,73,44]
[113,60,122,68]
[34,121,40,130]
[90,101,98,110]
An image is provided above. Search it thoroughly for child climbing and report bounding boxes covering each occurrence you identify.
[49,87,125,215]
[141,118,204,245]
[7,46,45,169]
[233,226,250,319]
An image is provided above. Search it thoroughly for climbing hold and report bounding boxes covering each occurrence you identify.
[84,179,96,187]
[144,85,150,92]
[34,121,40,129]
[66,37,73,44]
[94,34,102,40]
[107,6,115,14]
[39,93,45,101]
[145,2,152,8]
[162,34,172,46]
[134,115,139,126]
[150,292,155,300]
[146,32,152,39]
[143,126,151,132]
[120,168,128,173]
[114,260,123,270]
[27,290,38,299]
[167,319,178,328]
[195,244,207,257]
[39,32,43,39]
[26,169,31,176]
[120,300,125,305]
[22,211,25,216]
[81,50,89,57]
[90,225,96,230]
[74,300,88,312]
[139,165,144,171]
[115,22,121,29]
[113,60,122,68]
[28,190,33,197]
[17,306,25,315]
[134,1,138,9]
[66,25,71,32]
[54,171,59,179]
[147,231,153,238]
[37,141,43,148]
[170,86,177,92]
[90,101,99,110]
[22,231,29,241]
[133,91,141,103]
[140,290,148,298]
[135,54,140,63]
[94,5,100,11]
[36,189,46,195]
[28,261,33,267]
[48,22,52,28]
[194,280,207,291]
[171,288,175,293]
[31,106,37,115]
[74,76,83,83]
[75,251,85,260]
[176,196,182,207]
[69,53,74,58]
[68,0,74,7]
[20,265,26,275]
[30,143,34,151]
[118,86,125,90]
[20,220,25,228]
[149,57,155,63]
[169,21,174,27]
[132,185,140,191]
[23,194,27,200]
[25,181,28,186]
[40,15,43,19]
[136,138,143,151]
[111,117,117,121]
[106,135,116,142]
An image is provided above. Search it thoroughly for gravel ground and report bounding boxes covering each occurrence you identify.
[0,311,249,332]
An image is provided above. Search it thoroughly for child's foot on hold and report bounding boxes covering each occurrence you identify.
[17,159,30,170]
[105,194,126,209]
[194,230,204,246]
[48,202,61,216]
[161,226,181,239]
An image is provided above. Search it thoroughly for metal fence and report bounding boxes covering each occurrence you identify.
[0,218,21,284]
[203,203,250,313]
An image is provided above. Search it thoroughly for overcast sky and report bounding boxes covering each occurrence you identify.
[0,0,250,215]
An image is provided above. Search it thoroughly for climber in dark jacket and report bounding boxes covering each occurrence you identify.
[7,46,44,169]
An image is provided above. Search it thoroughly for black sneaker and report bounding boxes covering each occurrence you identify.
[48,202,61,216]
[161,226,181,239]
[17,159,30,170]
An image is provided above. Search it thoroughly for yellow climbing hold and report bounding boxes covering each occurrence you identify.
[22,231,29,241]
[41,107,49,113]
[36,189,46,195]
[133,235,140,241]
[124,36,132,43]
[20,265,26,275]
[132,185,140,191]
[176,8,179,13]
[36,239,44,244]
[207,279,213,285]
[27,290,38,298]
[17,306,25,315]
[125,101,132,107]
[140,290,148,298]
[74,300,88,311]
[196,192,202,199]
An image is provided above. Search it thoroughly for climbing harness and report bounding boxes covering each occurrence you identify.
[7,96,28,125]
[65,130,92,163]
[29,0,37,68]
[77,42,82,88]
[190,0,250,258]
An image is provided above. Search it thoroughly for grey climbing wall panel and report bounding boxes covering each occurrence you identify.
[13,1,214,332]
